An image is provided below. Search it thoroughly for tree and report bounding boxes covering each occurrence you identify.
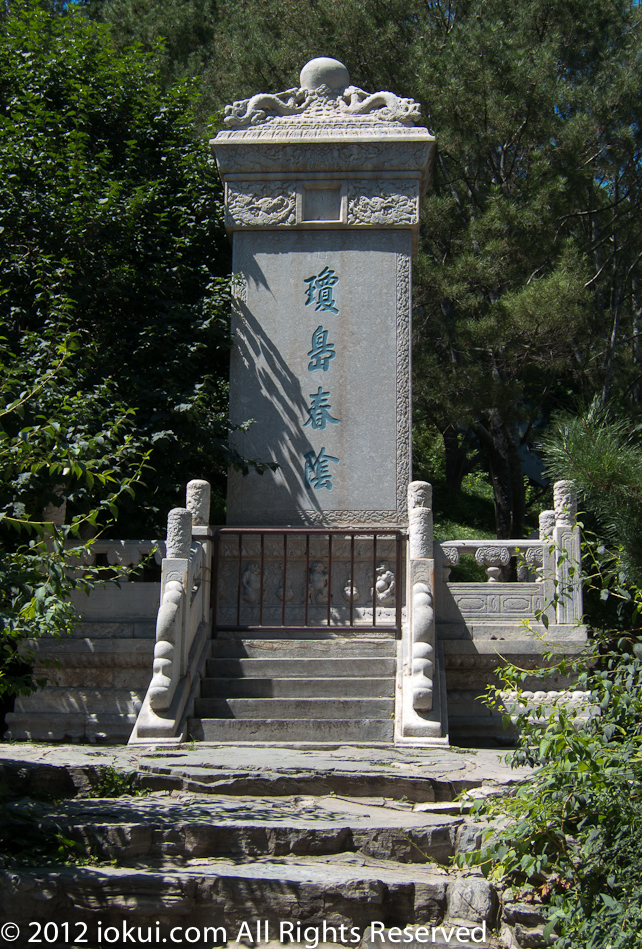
[0,0,233,535]
[82,0,423,123]
[411,0,642,537]
[0,323,149,699]
[83,0,642,538]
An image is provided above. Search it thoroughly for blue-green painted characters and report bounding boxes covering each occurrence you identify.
[304,447,339,491]
[304,386,341,430]
[308,325,336,372]
[304,266,339,314]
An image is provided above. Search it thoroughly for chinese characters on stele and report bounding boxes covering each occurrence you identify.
[303,266,341,491]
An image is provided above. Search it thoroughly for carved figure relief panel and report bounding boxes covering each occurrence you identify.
[226,181,297,227]
[347,179,419,226]
[216,535,404,627]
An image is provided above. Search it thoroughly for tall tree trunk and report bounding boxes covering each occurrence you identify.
[475,412,526,539]
[633,275,642,404]
[442,424,475,493]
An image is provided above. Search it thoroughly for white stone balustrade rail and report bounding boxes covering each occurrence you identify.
[68,540,165,572]
[129,481,213,744]
[438,539,545,583]
[436,481,583,630]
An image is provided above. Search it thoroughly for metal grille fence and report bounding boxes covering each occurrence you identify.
[212,527,405,635]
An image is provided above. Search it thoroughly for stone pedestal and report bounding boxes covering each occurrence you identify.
[212,58,434,526]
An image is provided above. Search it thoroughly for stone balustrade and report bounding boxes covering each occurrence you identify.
[70,539,165,572]
[438,539,544,583]
[129,481,214,744]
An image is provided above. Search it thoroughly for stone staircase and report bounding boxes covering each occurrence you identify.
[4,620,156,743]
[188,635,397,743]
[0,748,546,949]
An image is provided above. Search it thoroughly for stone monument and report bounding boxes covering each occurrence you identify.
[212,57,434,526]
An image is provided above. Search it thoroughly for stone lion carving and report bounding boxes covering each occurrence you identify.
[374,562,396,604]
[241,562,261,604]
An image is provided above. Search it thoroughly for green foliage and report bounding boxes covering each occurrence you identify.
[462,633,642,948]
[540,401,642,586]
[83,763,147,798]
[0,0,232,534]
[0,320,150,698]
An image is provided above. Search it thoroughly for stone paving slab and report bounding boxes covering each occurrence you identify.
[0,741,528,805]
[0,741,526,787]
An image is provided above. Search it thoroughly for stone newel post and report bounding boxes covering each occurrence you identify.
[407,482,435,712]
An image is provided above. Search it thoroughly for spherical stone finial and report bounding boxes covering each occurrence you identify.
[300,57,350,92]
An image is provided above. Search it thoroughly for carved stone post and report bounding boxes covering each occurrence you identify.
[166,508,192,559]
[538,509,556,630]
[553,480,582,625]
[186,480,213,630]
[186,480,211,527]
[408,481,435,712]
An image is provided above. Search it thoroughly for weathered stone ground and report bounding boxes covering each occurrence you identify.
[0,743,547,949]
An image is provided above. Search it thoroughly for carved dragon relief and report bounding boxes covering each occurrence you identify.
[224,88,310,127]
[348,180,419,226]
[224,84,422,129]
[226,181,297,226]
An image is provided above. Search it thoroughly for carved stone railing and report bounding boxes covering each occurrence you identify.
[72,539,164,575]
[129,481,213,744]
[213,527,405,633]
[399,479,584,743]
[398,481,445,742]
[436,480,583,634]
[438,539,544,583]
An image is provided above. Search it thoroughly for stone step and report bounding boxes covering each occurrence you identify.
[0,755,469,803]
[0,860,497,940]
[135,768,465,802]
[138,772,460,800]
[205,657,396,678]
[4,711,138,743]
[192,697,394,720]
[0,747,526,947]
[200,676,395,699]
[10,687,143,716]
[188,718,395,742]
[216,626,397,639]
[11,793,463,865]
[210,637,397,658]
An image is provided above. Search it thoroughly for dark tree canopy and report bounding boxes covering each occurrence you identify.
[81,0,642,537]
[4,0,642,539]
[1,0,233,534]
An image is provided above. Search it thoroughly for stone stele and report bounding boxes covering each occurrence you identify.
[212,57,435,526]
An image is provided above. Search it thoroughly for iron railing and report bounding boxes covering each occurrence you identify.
[212,527,405,634]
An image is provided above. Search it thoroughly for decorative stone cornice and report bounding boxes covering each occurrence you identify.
[212,57,435,213]
[223,84,422,129]
[222,54,423,132]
